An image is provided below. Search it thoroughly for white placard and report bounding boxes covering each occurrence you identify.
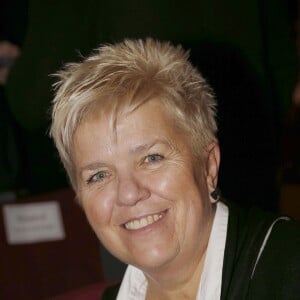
[2,201,65,244]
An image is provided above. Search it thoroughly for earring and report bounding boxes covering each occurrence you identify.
[210,187,221,202]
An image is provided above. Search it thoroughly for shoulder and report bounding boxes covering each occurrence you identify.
[245,207,300,275]
[249,218,300,299]
[245,211,300,299]
[222,200,300,299]
[225,199,300,271]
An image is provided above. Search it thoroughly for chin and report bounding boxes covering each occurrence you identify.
[126,243,180,273]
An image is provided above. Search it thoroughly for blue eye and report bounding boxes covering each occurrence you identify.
[144,154,164,163]
[87,171,108,184]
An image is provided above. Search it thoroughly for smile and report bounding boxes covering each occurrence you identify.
[124,213,163,230]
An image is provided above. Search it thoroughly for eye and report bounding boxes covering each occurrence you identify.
[86,170,109,184]
[144,153,164,163]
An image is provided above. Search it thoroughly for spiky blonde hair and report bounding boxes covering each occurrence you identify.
[50,38,217,189]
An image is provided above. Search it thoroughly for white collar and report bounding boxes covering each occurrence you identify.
[117,201,229,300]
[198,201,228,299]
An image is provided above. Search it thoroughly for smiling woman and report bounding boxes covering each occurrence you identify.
[50,39,300,300]
[72,98,216,287]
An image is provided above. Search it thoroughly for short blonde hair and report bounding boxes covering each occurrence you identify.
[50,38,218,189]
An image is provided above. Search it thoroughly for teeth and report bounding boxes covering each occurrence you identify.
[125,213,163,230]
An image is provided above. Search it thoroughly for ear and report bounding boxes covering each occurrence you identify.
[205,143,221,201]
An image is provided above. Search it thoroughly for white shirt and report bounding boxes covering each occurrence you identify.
[116,201,229,300]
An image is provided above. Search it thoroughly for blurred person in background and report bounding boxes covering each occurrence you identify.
[0,0,28,199]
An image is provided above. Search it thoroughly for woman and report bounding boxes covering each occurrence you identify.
[50,39,300,299]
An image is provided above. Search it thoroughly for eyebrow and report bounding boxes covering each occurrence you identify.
[79,162,108,173]
[130,139,170,154]
[130,140,162,153]
[79,139,171,173]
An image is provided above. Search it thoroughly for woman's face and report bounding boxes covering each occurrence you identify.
[73,99,219,274]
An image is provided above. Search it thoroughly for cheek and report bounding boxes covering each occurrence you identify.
[154,163,198,196]
[81,189,115,231]
[153,172,174,193]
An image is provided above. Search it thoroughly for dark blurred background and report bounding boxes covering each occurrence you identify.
[1,0,300,297]
[1,0,300,210]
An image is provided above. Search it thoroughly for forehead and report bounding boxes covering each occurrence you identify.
[82,97,175,132]
[115,100,175,137]
[73,99,185,156]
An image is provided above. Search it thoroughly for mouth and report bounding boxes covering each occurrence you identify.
[123,212,165,231]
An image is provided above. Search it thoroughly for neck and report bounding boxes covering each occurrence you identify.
[145,249,206,300]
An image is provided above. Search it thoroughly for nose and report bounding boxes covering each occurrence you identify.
[116,173,150,206]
